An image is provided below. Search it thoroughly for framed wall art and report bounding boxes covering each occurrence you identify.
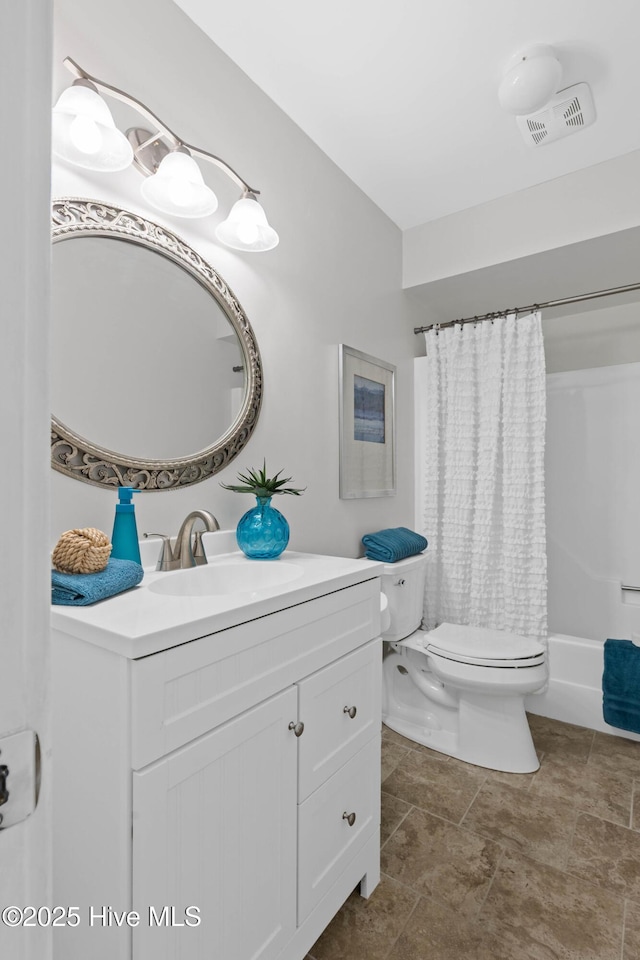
[339,344,396,498]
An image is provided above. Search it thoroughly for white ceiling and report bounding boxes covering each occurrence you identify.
[174,0,640,231]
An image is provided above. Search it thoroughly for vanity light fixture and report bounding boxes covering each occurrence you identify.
[139,150,219,219]
[52,81,134,171]
[215,192,280,253]
[52,58,279,251]
[498,44,562,116]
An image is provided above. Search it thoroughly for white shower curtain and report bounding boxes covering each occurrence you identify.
[418,312,547,642]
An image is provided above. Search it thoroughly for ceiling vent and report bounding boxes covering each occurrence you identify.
[516,83,596,147]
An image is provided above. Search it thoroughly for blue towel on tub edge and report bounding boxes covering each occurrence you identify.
[52,557,144,605]
[361,527,428,563]
[602,638,640,735]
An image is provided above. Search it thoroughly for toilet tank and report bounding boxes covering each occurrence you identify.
[380,553,427,643]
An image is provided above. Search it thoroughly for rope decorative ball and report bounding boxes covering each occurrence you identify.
[52,527,112,574]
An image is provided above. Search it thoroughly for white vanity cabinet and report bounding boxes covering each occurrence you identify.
[52,561,381,960]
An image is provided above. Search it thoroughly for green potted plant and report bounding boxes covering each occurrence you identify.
[221,461,305,559]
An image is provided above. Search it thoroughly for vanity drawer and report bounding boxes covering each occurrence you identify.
[297,639,381,801]
[131,579,380,769]
[297,734,380,924]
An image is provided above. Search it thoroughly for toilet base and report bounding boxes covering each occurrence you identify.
[382,712,458,761]
[382,705,539,773]
[382,651,541,774]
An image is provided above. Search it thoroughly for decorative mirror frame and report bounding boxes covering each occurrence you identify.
[51,198,262,490]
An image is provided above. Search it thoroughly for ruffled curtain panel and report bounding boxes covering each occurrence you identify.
[418,312,547,643]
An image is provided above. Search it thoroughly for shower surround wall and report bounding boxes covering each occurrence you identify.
[52,0,421,557]
[546,361,640,644]
[526,359,640,737]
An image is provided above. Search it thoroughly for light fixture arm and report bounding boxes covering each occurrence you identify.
[62,57,260,196]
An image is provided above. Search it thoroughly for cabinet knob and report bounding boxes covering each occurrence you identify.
[288,721,304,737]
[395,578,405,586]
[343,705,357,719]
[342,811,356,827]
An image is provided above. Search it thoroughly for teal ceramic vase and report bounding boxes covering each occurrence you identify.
[236,496,290,559]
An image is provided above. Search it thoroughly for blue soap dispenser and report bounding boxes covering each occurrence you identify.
[111,487,142,565]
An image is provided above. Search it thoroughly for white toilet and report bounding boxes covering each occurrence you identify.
[381,553,548,773]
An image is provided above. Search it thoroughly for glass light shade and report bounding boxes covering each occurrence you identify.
[215,196,279,252]
[52,84,134,171]
[140,152,218,218]
[498,51,562,115]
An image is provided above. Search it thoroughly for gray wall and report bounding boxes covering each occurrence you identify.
[52,0,422,557]
[543,300,640,373]
[403,150,640,290]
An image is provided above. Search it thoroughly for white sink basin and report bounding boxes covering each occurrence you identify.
[148,558,305,597]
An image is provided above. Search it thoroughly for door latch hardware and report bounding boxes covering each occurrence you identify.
[0,765,9,806]
[0,731,38,830]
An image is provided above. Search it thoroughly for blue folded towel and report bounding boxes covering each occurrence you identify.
[602,638,640,735]
[52,558,144,606]
[361,527,428,563]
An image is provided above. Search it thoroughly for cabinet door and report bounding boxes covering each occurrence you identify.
[132,686,298,960]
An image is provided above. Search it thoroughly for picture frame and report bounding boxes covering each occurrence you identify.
[339,344,396,498]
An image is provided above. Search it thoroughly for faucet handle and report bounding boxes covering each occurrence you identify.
[143,533,179,572]
[193,530,208,566]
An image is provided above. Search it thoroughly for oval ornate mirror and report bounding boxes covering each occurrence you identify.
[51,198,262,490]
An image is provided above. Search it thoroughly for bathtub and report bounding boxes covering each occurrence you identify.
[525,633,640,742]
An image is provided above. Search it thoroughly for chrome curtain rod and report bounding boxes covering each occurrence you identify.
[413,280,640,335]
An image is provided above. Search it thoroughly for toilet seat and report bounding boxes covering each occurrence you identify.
[423,622,546,669]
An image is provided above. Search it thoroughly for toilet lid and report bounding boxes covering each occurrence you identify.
[425,622,545,667]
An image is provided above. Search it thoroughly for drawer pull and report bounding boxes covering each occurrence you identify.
[288,720,304,737]
[343,705,357,719]
[342,810,356,827]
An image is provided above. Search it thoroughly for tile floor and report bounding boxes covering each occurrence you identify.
[307,714,640,960]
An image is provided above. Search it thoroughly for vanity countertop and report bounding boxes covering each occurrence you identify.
[50,547,383,659]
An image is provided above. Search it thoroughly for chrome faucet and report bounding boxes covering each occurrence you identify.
[144,510,220,571]
[173,510,220,568]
